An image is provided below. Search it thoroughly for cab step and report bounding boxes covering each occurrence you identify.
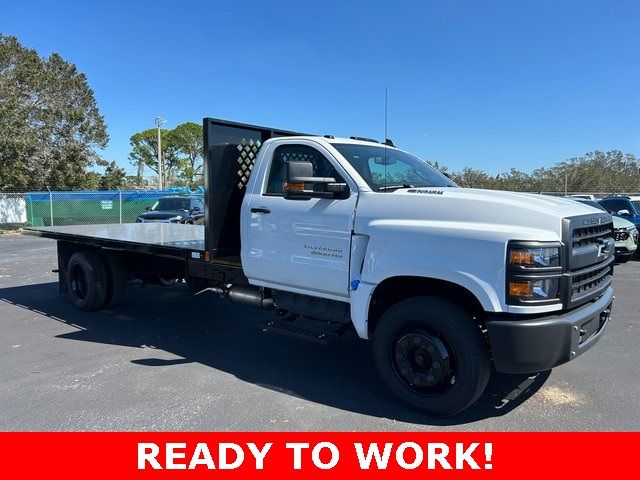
[259,319,342,345]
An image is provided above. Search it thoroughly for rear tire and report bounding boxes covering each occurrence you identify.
[66,251,108,311]
[372,296,490,417]
[101,253,127,308]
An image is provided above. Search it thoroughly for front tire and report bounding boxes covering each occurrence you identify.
[372,297,490,417]
[66,251,108,311]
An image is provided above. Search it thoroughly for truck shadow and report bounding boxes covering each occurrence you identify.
[0,281,550,426]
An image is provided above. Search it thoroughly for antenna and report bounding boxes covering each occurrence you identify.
[383,86,388,187]
[384,86,388,141]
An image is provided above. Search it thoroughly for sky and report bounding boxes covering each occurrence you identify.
[2,0,639,175]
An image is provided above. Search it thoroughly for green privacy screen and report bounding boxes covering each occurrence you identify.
[25,190,178,226]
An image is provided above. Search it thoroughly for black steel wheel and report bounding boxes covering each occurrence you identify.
[65,251,108,311]
[392,328,456,395]
[372,296,490,417]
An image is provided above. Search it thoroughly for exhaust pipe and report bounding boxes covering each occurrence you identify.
[198,284,273,310]
[227,285,274,309]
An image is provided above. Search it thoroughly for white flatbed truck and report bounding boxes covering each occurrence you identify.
[24,118,615,416]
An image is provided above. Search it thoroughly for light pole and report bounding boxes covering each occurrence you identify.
[155,117,166,190]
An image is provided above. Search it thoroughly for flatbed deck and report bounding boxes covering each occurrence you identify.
[23,223,205,258]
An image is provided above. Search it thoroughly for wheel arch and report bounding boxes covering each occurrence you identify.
[366,276,487,338]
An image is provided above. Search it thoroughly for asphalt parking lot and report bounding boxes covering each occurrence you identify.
[1,234,638,431]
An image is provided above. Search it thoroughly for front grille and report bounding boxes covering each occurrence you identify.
[572,223,613,248]
[614,229,629,242]
[563,214,615,308]
[569,258,613,304]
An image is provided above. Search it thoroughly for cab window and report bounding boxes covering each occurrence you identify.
[266,144,344,195]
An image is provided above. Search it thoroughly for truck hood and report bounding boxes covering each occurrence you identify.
[612,215,636,230]
[355,187,609,242]
[397,187,595,215]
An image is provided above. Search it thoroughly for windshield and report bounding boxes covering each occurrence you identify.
[152,197,190,211]
[331,143,457,191]
[632,201,640,213]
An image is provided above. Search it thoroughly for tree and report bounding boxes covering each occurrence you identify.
[129,122,203,189]
[438,150,639,193]
[450,167,499,190]
[171,122,204,188]
[0,34,109,190]
[128,128,184,188]
[96,159,125,189]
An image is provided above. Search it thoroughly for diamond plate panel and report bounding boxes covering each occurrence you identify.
[235,138,262,190]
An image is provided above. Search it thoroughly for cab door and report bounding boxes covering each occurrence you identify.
[243,140,357,299]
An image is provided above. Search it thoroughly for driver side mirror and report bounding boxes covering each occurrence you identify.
[191,206,201,213]
[283,161,348,200]
[617,209,631,216]
[145,206,151,211]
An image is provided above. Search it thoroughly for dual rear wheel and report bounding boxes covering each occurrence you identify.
[66,251,126,311]
[65,251,205,311]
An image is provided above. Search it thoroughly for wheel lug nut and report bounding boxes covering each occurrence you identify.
[426,345,434,353]
[427,374,435,382]
[433,361,441,369]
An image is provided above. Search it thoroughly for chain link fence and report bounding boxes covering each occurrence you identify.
[0,189,191,229]
[540,191,640,198]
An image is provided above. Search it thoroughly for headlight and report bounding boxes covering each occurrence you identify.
[631,228,638,245]
[508,246,560,268]
[508,278,560,300]
[506,242,563,305]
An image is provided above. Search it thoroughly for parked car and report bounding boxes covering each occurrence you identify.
[183,210,204,225]
[568,194,596,201]
[569,198,638,262]
[135,195,204,224]
[598,195,640,229]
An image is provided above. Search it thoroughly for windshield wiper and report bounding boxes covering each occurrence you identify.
[378,183,415,192]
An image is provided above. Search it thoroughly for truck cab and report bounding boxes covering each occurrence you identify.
[236,133,613,415]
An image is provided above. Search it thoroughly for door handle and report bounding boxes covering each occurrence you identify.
[251,207,271,214]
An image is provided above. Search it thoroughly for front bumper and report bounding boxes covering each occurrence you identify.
[135,218,181,223]
[486,286,613,374]
[614,237,638,257]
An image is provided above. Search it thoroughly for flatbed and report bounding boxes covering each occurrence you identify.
[24,223,205,259]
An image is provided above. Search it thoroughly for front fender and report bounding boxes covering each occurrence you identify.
[348,231,507,340]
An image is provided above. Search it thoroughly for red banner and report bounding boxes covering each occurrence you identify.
[0,432,635,478]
